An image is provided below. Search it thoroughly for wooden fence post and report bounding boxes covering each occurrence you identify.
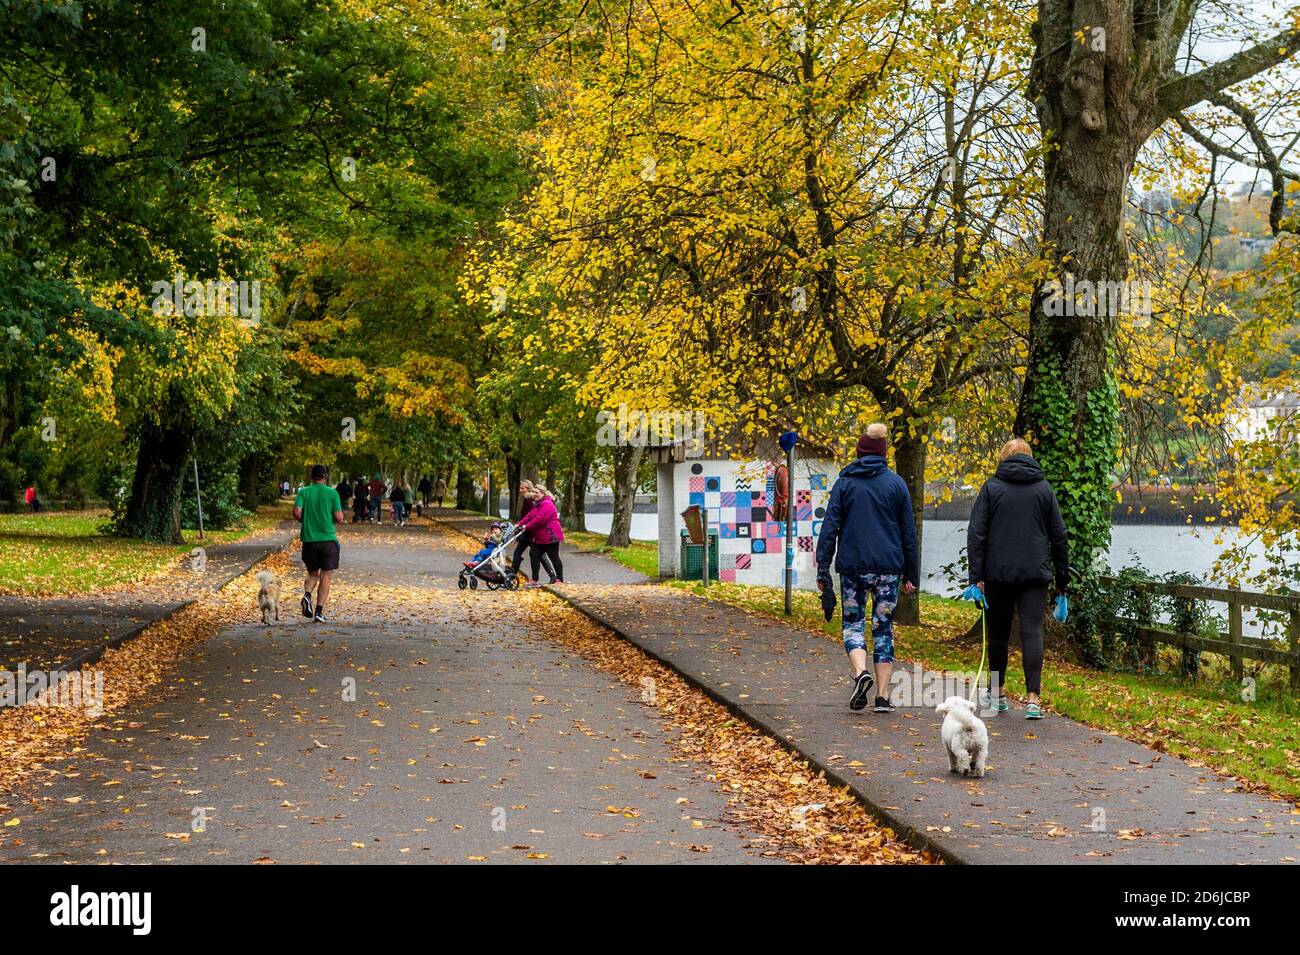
[1290,607,1300,692]
[1227,585,1243,683]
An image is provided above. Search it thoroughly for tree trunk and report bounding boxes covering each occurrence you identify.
[455,468,476,510]
[607,444,644,548]
[892,432,927,625]
[120,422,191,542]
[238,453,262,512]
[561,447,590,532]
[505,455,522,520]
[1018,3,1138,575]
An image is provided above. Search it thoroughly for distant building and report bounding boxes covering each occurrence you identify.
[1228,386,1299,445]
[1234,236,1274,254]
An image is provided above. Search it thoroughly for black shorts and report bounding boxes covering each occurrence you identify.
[301,539,341,572]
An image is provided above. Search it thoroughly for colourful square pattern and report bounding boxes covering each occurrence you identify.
[681,466,842,583]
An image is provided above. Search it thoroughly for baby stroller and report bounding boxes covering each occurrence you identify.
[457,522,525,591]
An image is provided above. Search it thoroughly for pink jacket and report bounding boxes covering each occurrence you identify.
[518,495,564,545]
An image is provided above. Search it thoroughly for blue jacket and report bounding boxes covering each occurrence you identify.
[815,455,919,585]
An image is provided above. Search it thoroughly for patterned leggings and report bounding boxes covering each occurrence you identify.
[840,573,899,664]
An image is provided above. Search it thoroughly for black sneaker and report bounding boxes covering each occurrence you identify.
[873,696,895,713]
[849,670,875,711]
[314,610,326,623]
[300,593,313,618]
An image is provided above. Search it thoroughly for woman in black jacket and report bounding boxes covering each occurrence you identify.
[967,439,1070,719]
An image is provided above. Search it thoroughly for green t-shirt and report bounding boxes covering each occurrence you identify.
[295,482,342,542]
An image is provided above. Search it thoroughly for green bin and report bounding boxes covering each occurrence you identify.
[679,529,719,581]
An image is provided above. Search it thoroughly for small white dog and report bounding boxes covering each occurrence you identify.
[255,571,281,624]
[936,695,988,778]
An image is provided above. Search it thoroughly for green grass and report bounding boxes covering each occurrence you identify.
[0,505,289,596]
[669,578,1300,802]
[565,530,660,578]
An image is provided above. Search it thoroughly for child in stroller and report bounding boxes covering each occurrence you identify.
[457,522,523,591]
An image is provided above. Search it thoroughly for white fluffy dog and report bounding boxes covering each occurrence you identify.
[255,571,281,625]
[936,695,988,778]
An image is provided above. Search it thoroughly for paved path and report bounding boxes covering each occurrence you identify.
[435,511,1300,864]
[0,525,299,674]
[0,523,774,864]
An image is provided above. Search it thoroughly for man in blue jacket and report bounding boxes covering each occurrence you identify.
[816,423,920,713]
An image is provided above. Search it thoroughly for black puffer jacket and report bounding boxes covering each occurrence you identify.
[967,455,1070,591]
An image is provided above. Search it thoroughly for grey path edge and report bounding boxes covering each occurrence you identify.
[542,584,964,864]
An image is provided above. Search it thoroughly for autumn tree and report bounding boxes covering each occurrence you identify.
[1018,0,1300,572]
[476,0,1046,613]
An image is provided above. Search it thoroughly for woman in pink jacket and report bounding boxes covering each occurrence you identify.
[517,484,564,584]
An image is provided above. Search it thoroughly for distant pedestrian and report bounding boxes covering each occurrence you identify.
[434,476,447,507]
[419,475,432,507]
[390,480,406,526]
[24,483,41,513]
[336,475,353,515]
[368,474,385,525]
[517,483,564,585]
[352,476,369,523]
[967,438,1070,720]
[293,464,343,624]
[815,423,919,714]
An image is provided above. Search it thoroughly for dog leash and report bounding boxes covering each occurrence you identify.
[959,585,989,706]
[970,601,987,707]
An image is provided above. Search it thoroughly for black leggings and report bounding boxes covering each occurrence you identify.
[512,536,557,580]
[985,582,1048,696]
[529,542,563,583]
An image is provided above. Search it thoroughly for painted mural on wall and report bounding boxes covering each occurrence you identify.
[676,458,836,587]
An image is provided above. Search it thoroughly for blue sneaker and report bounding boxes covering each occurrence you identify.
[980,692,1010,713]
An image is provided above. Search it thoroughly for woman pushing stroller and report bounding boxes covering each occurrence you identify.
[515,483,565,585]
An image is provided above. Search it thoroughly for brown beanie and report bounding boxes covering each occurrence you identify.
[856,433,887,457]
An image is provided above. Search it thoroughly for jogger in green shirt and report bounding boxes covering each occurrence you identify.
[293,465,344,622]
